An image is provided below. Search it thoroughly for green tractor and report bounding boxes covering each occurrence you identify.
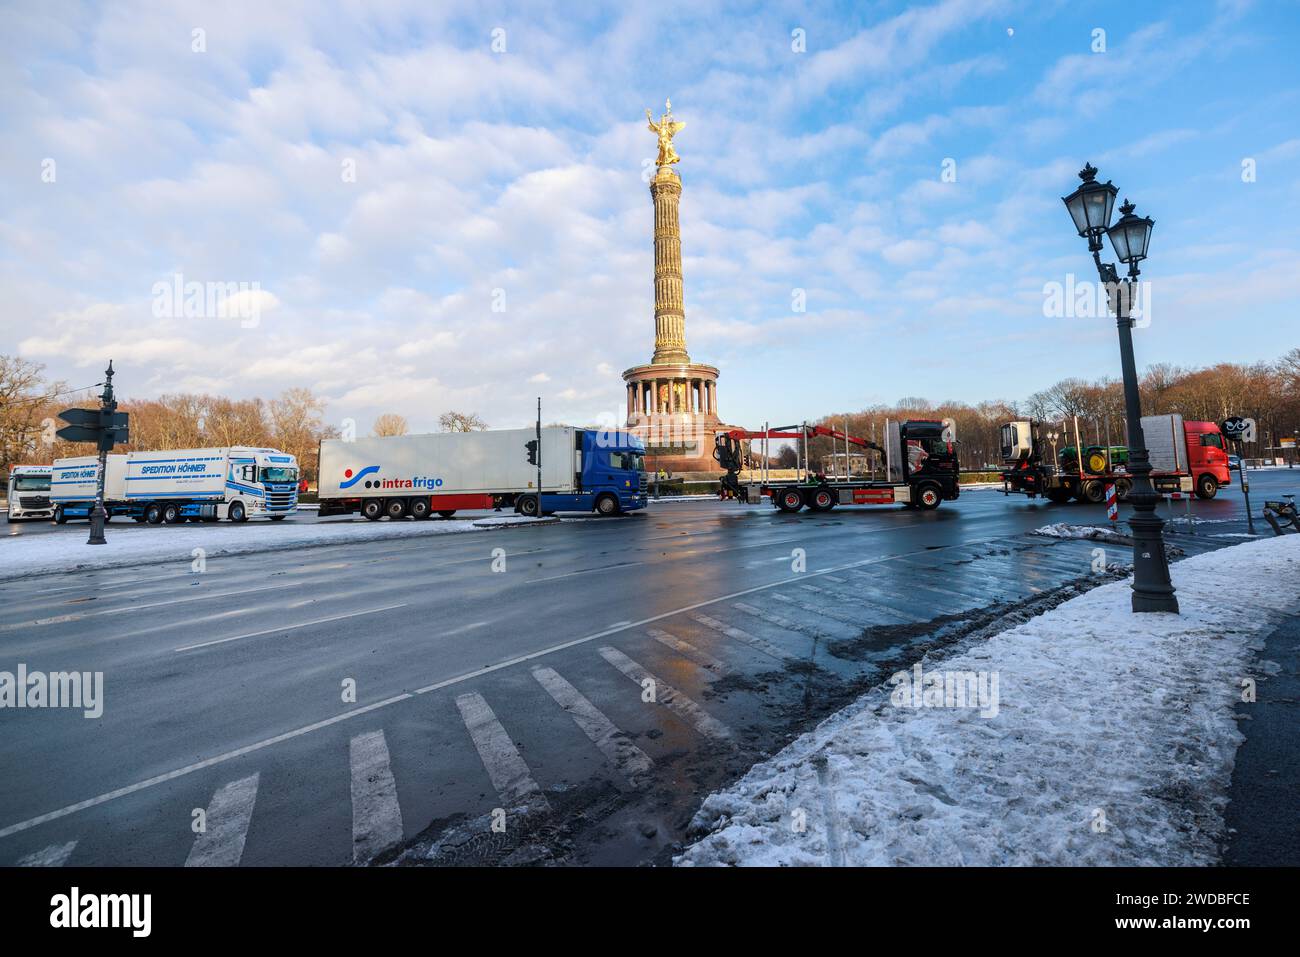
[1058,444,1129,475]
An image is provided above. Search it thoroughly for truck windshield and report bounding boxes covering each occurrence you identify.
[12,475,51,491]
[260,467,299,483]
[607,451,645,472]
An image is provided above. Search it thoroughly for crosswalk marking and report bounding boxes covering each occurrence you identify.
[688,611,791,660]
[647,628,726,675]
[733,600,834,637]
[17,841,76,867]
[185,773,259,867]
[778,588,907,626]
[456,692,551,812]
[598,647,732,742]
[796,583,927,622]
[531,667,654,789]
[349,730,404,864]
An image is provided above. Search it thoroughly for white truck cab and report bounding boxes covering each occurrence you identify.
[5,465,54,521]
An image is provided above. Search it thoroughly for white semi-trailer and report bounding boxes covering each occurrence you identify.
[50,447,299,523]
[5,465,54,521]
[317,426,648,519]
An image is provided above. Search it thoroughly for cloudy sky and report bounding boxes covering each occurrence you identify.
[2,0,1297,434]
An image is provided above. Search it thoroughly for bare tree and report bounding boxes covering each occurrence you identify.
[438,411,487,432]
[373,413,409,437]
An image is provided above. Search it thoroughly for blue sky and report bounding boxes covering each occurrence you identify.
[2,0,1297,433]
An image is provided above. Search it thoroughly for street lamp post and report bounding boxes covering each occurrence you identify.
[1062,162,1178,613]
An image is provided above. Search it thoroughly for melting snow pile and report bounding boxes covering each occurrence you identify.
[1033,522,1132,544]
[0,514,549,581]
[676,534,1300,866]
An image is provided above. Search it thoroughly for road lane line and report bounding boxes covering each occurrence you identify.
[174,603,409,652]
[531,667,654,789]
[0,544,963,838]
[455,692,550,811]
[17,841,77,866]
[0,581,303,633]
[597,647,732,742]
[524,561,645,585]
[349,731,404,864]
[688,612,792,661]
[646,628,726,675]
[185,774,259,867]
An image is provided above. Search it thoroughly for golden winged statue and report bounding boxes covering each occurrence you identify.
[646,98,685,167]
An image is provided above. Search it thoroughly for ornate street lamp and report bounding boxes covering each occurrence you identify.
[1062,163,1178,613]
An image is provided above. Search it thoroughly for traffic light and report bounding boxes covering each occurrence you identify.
[525,439,538,465]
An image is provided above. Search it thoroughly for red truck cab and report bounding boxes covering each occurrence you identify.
[1183,420,1232,498]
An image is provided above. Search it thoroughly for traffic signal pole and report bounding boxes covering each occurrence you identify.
[87,361,117,545]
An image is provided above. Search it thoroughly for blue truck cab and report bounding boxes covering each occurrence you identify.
[539,429,647,516]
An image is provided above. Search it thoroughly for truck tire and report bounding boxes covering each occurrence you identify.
[595,493,621,516]
[776,489,804,512]
[808,488,836,512]
[1045,487,1073,504]
[1195,474,1219,500]
[54,505,67,525]
[517,495,540,517]
[385,498,408,520]
[145,503,165,524]
[437,510,457,519]
[162,503,183,524]
[408,498,431,520]
[1077,480,1106,504]
[1115,478,1133,502]
[916,483,942,510]
[361,499,383,521]
[228,501,247,523]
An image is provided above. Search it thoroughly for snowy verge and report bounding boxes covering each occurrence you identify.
[676,534,1300,866]
[0,514,554,582]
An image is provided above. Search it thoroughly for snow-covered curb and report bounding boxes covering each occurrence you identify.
[0,515,553,581]
[676,534,1300,866]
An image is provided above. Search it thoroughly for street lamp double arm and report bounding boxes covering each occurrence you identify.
[1061,163,1178,614]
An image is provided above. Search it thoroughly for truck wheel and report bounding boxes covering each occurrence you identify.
[517,495,540,517]
[145,503,165,525]
[809,488,835,511]
[916,484,942,510]
[1045,488,1073,504]
[1085,451,1109,475]
[1195,474,1219,500]
[1115,478,1133,502]
[385,498,408,520]
[776,489,804,512]
[228,501,247,523]
[162,503,183,524]
[1077,480,1105,504]
[54,505,68,525]
[437,510,457,519]
[361,499,383,521]
[408,498,431,520]
[595,493,621,516]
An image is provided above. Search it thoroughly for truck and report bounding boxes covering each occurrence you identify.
[715,420,961,512]
[5,465,54,521]
[999,415,1231,503]
[49,447,299,523]
[316,426,648,520]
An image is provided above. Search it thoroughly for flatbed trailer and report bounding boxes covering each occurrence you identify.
[999,414,1230,503]
[715,419,960,512]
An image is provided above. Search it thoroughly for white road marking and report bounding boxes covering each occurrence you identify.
[17,841,76,866]
[598,647,732,742]
[349,731,404,864]
[456,692,550,811]
[185,774,259,867]
[733,600,834,637]
[0,581,303,633]
[791,585,917,624]
[823,574,848,583]
[688,612,792,661]
[646,628,726,675]
[174,603,409,652]
[0,544,950,839]
[531,667,654,789]
[525,561,645,585]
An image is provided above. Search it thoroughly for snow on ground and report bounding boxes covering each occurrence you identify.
[1033,522,1133,545]
[0,515,550,582]
[676,534,1300,866]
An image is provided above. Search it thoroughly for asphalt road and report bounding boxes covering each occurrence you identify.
[0,475,1285,866]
